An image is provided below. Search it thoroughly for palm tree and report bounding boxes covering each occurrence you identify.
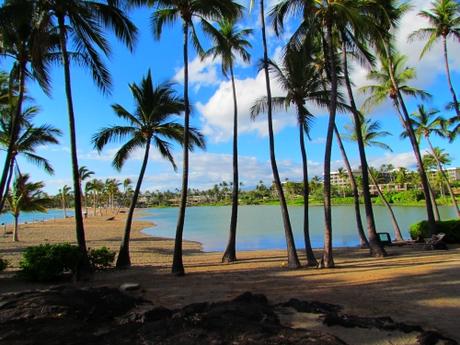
[202,18,252,263]
[7,174,51,241]
[409,0,460,119]
[252,43,333,266]
[337,167,348,198]
[346,118,405,242]
[404,105,459,216]
[78,166,94,216]
[0,104,61,211]
[37,0,138,272]
[59,185,71,218]
[152,0,241,276]
[0,0,54,213]
[93,70,205,268]
[361,51,438,235]
[333,127,369,249]
[270,0,393,266]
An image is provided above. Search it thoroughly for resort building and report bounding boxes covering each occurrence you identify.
[428,167,460,182]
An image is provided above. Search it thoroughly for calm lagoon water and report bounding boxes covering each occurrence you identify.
[0,209,72,225]
[141,205,457,252]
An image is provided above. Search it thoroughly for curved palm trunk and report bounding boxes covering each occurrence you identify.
[260,0,300,269]
[426,136,460,217]
[442,35,460,119]
[299,117,318,266]
[1,156,16,211]
[428,181,441,221]
[222,64,239,263]
[62,194,67,218]
[341,38,384,256]
[172,22,190,276]
[13,214,19,242]
[369,172,404,242]
[57,17,90,272]
[116,139,151,268]
[0,62,26,214]
[333,126,369,249]
[320,22,338,269]
[386,46,437,236]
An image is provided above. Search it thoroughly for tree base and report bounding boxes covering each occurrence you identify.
[222,253,237,263]
[318,256,335,269]
[171,264,185,277]
[116,251,131,269]
[305,259,319,267]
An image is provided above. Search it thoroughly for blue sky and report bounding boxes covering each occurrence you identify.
[1,0,459,194]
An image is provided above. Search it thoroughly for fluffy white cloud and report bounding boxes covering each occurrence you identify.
[197,70,297,142]
[173,55,221,91]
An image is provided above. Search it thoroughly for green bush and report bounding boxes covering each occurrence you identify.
[88,247,116,270]
[0,257,8,272]
[409,219,460,243]
[389,190,424,204]
[19,243,81,282]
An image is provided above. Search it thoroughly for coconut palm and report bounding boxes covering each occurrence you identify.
[252,43,334,266]
[0,104,61,211]
[59,185,71,218]
[92,70,205,268]
[7,174,51,241]
[270,0,394,266]
[405,105,460,216]
[409,0,460,119]
[346,118,405,242]
[202,18,252,263]
[360,51,438,235]
[152,0,241,276]
[0,0,55,213]
[37,0,138,271]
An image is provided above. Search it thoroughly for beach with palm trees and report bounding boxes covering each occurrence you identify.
[1,0,460,343]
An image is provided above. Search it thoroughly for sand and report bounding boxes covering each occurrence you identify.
[1,212,459,342]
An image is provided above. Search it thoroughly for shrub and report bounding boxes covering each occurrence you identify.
[0,257,8,272]
[389,190,424,204]
[409,219,460,243]
[19,243,81,282]
[88,247,116,270]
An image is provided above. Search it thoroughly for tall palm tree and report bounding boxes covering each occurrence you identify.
[202,19,252,263]
[152,0,241,275]
[0,104,61,211]
[405,105,460,216]
[37,0,138,272]
[78,166,94,216]
[409,0,460,119]
[251,43,332,266]
[7,174,51,241]
[270,0,392,266]
[93,70,205,268]
[361,51,438,235]
[59,185,71,218]
[346,118,404,242]
[0,0,54,213]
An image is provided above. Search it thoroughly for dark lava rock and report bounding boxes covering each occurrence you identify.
[0,287,457,345]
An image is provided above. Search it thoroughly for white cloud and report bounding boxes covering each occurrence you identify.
[173,55,221,91]
[197,70,297,142]
[367,151,418,170]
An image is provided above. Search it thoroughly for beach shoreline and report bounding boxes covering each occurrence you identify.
[1,213,459,342]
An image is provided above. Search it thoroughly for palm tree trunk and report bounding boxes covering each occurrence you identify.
[1,156,16,211]
[172,22,190,276]
[57,16,90,272]
[13,214,19,242]
[260,0,300,269]
[442,35,460,119]
[222,64,239,263]
[0,61,26,214]
[369,172,404,242]
[320,22,338,269]
[426,136,460,217]
[386,45,437,236]
[62,194,67,218]
[333,126,369,249]
[299,117,318,266]
[428,177,441,221]
[341,38,383,256]
[116,139,151,268]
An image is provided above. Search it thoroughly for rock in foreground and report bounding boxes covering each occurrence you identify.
[0,287,456,345]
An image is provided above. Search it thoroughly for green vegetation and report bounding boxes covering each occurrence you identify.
[0,257,8,272]
[410,219,460,243]
[88,247,116,271]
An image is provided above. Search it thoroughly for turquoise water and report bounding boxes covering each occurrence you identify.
[141,205,457,251]
[0,209,72,225]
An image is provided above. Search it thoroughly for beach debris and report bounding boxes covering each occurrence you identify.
[120,283,141,292]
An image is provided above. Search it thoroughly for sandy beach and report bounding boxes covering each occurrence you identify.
[0,213,459,342]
